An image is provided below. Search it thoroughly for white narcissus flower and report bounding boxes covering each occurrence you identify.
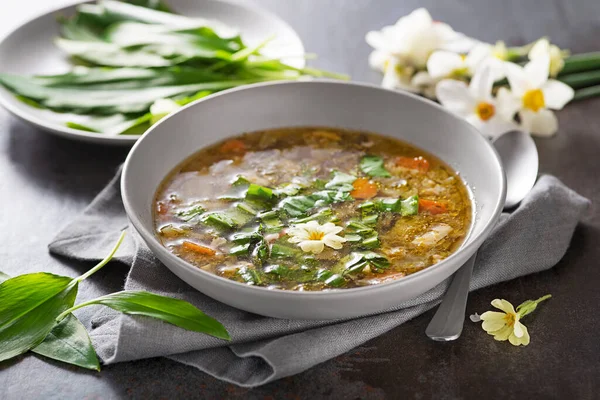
[287,220,347,254]
[366,8,476,93]
[499,55,574,136]
[528,38,566,77]
[435,64,517,138]
[379,56,419,92]
[366,8,469,68]
[461,41,513,81]
[480,299,530,346]
[426,43,501,80]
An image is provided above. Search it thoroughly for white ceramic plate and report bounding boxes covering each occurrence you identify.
[0,0,305,145]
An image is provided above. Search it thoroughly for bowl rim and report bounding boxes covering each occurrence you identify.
[122,79,506,297]
[0,0,305,145]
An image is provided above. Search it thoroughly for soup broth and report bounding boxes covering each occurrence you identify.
[154,127,472,290]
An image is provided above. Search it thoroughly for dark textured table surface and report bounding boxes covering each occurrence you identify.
[1,0,599,398]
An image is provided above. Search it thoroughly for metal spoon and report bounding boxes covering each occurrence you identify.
[425,130,538,341]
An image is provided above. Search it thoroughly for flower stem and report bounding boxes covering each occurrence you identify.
[573,85,600,101]
[517,294,552,318]
[560,52,600,75]
[558,70,600,89]
[534,294,552,304]
[75,231,126,283]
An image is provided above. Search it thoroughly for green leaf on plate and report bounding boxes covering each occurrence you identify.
[32,314,100,371]
[0,74,265,114]
[0,273,78,362]
[64,291,230,340]
[360,155,391,178]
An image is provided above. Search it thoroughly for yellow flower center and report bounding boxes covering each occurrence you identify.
[307,231,325,240]
[460,54,467,61]
[504,313,516,327]
[475,102,496,121]
[522,89,545,112]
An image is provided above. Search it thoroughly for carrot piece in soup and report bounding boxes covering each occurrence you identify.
[395,156,430,172]
[418,199,447,214]
[219,139,247,154]
[351,178,378,199]
[182,241,216,255]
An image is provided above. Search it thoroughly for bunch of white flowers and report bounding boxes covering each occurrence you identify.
[366,8,576,138]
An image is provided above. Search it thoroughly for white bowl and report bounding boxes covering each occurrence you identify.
[122,80,506,320]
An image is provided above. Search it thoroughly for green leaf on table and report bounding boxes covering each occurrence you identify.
[31,314,100,371]
[0,273,78,362]
[360,155,391,178]
[67,291,230,340]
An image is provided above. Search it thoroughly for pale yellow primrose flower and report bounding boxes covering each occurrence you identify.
[478,295,551,346]
[287,220,346,254]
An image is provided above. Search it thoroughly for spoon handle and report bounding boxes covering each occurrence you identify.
[425,253,477,341]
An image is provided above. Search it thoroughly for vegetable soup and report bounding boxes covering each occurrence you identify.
[154,128,472,290]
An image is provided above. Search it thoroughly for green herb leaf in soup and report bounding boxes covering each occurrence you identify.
[360,155,391,177]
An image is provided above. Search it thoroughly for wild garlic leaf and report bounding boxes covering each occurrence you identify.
[360,155,391,178]
[32,314,100,371]
[324,171,356,192]
[0,74,263,114]
[344,252,390,274]
[125,0,174,13]
[56,38,174,68]
[0,273,78,362]
[97,1,239,39]
[68,291,230,340]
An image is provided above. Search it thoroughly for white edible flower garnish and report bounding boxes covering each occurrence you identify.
[412,223,453,247]
[150,98,181,125]
[498,55,574,137]
[436,64,517,138]
[528,38,566,77]
[287,220,346,254]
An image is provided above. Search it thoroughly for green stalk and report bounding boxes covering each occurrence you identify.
[559,52,600,75]
[75,231,126,282]
[56,298,103,321]
[572,85,600,101]
[558,70,600,89]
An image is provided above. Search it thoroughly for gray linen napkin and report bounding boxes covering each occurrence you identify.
[49,172,589,387]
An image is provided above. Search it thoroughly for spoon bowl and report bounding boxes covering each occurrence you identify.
[493,130,539,209]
